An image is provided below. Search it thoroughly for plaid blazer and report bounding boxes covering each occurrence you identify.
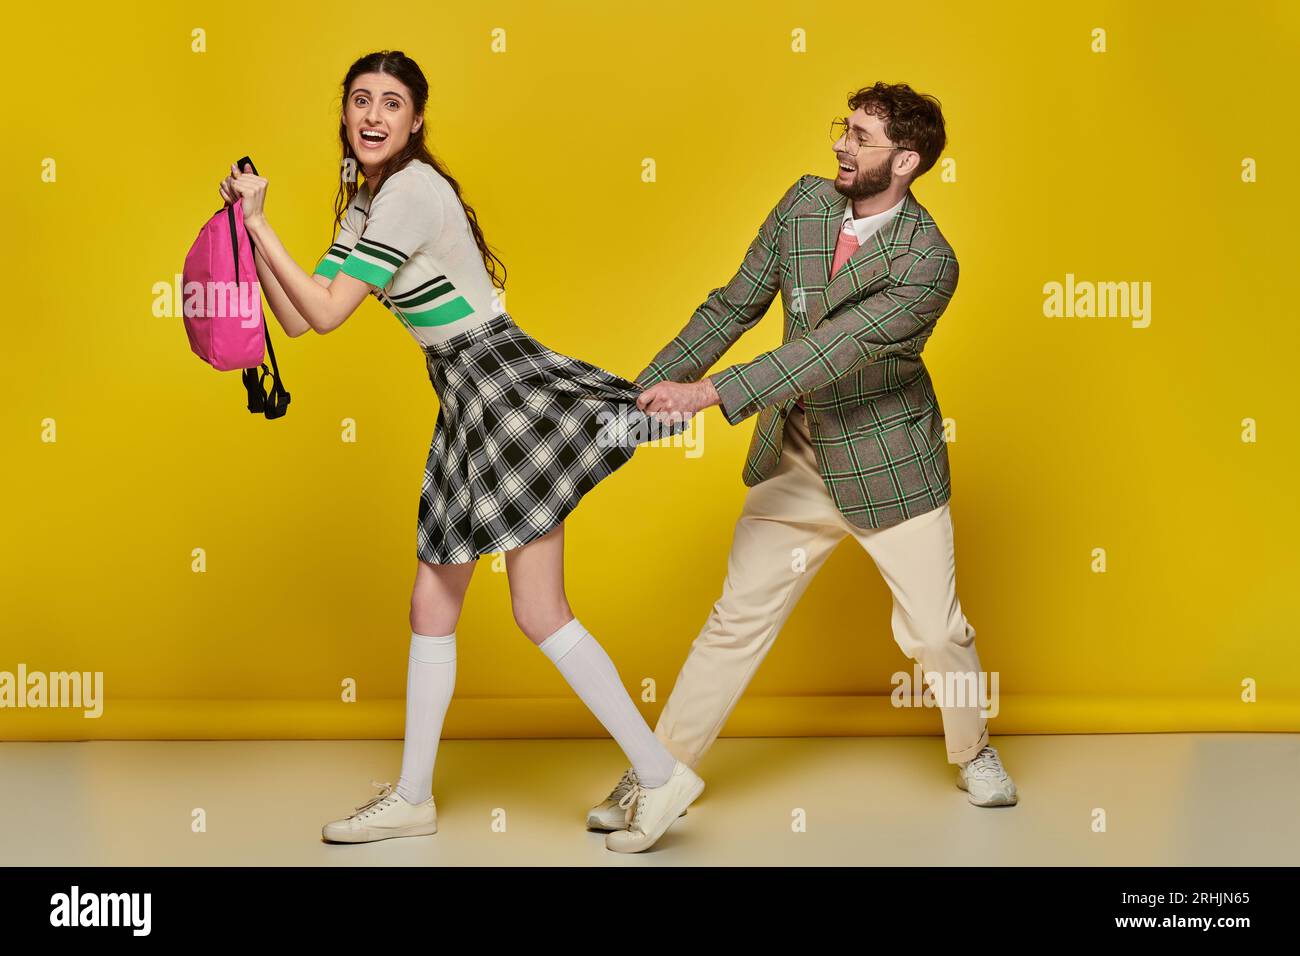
[635,174,960,530]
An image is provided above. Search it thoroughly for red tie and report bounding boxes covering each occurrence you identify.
[794,223,860,413]
[829,221,861,278]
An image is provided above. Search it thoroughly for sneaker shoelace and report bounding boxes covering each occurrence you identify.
[351,780,398,820]
[616,782,648,832]
[965,747,1006,781]
[610,769,638,800]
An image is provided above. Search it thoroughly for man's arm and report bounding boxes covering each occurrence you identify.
[707,246,959,424]
[634,174,812,388]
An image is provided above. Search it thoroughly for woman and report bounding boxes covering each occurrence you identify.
[220,49,702,854]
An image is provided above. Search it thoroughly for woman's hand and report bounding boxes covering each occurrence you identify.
[218,167,236,205]
[225,161,268,226]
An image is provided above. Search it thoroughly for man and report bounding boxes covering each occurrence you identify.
[590,82,1017,839]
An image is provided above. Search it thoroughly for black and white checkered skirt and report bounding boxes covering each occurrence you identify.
[416,311,689,565]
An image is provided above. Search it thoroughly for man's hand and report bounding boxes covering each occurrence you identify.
[635,377,720,422]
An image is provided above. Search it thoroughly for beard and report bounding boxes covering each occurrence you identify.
[833,152,895,200]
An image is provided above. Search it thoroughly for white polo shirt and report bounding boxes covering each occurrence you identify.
[313,159,504,346]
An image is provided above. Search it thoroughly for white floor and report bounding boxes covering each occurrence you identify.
[1,733,1296,866]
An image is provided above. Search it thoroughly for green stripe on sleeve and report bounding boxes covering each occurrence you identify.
[313,258,342,279]
[339,255,397,288]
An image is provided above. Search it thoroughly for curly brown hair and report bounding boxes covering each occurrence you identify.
[847,82,947,181]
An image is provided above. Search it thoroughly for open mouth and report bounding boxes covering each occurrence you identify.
[359,128,389,148]
[837,160,856,175]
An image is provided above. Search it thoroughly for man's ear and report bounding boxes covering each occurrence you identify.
[894,149,920,179]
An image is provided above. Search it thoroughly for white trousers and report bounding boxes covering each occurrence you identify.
[654,405,990,765]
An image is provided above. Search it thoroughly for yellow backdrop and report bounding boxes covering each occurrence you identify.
[4,0,1297,741]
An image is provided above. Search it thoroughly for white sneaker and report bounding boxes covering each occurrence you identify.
[586,768,690,831]
[605,761,704,853]
[956,746,1018,806]
[321,781,438,843]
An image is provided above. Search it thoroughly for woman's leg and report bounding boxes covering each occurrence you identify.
[395,556,477,805]
[505,522,677,788]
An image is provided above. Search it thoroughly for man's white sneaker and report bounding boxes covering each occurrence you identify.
[586,767,690,831]
[605,761,704,853]
[956,745,1018,806]
[321,780,438,843]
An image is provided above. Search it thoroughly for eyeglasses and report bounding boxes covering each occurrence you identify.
[830,117,901,157]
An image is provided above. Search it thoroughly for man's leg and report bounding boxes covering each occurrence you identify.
[846,501,990,764]
[653,408,846,767]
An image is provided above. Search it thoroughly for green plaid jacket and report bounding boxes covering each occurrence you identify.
[635,174,959,529]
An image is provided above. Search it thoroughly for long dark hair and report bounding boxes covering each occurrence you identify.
[328,50,506,290]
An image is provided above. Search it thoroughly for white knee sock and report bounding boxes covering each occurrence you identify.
[395,631,457,805]
[537,617,676,788]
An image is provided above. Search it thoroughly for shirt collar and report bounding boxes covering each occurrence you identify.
[841,195,906,245]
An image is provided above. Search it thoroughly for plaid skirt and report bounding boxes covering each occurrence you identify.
[417,311,690,565]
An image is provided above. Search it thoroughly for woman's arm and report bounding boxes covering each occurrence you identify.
[251,243,324,338]
[227,164,372,334]
[245,213,371,334]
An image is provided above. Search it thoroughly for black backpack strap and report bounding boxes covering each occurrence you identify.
[260,314,291,419]
[232,155,291,419]
[242,364,266,414]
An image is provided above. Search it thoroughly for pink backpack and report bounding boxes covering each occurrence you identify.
[182,156,291,419]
